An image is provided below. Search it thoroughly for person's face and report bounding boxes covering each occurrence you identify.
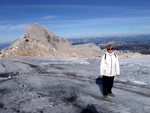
[107,48,114,53]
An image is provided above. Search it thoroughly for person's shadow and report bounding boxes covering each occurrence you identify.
[95,76,103,95]
[80,104,99,113]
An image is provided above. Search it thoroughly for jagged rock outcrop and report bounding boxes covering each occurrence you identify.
[0,23,142,58]
[0,24,102,58]
[73,43,104,57]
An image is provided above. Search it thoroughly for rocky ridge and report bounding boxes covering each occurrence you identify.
[0,24,102,58]
[0,23,141,58]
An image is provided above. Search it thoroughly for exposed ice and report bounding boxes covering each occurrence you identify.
[0,55,150,113]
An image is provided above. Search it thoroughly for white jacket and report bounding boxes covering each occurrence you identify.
[100,52,120,76]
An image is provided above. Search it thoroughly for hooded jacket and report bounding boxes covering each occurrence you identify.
[100,52,120,76]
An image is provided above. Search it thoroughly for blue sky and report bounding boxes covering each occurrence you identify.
[0,0,150,43]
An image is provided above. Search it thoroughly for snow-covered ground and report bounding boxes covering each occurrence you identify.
[0,55,150,113]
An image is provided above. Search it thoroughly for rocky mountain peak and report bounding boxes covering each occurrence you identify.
[0,23,102,58]
[0,23,142,58]
[24,23,69,45]
[24,23,50,41]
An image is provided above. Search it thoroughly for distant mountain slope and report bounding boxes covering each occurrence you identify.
[98,41,150,54]
[69,36,150,54]
[68,35,150,45]
[0,43,10,51]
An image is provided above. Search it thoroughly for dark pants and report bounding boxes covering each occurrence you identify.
[102,76,114,96]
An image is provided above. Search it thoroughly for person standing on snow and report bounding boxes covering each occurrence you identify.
[100,44,120,101]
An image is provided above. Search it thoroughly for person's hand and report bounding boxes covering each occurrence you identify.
[117,74,120,77]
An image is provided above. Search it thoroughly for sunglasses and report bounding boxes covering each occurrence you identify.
[108,48,114,50]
